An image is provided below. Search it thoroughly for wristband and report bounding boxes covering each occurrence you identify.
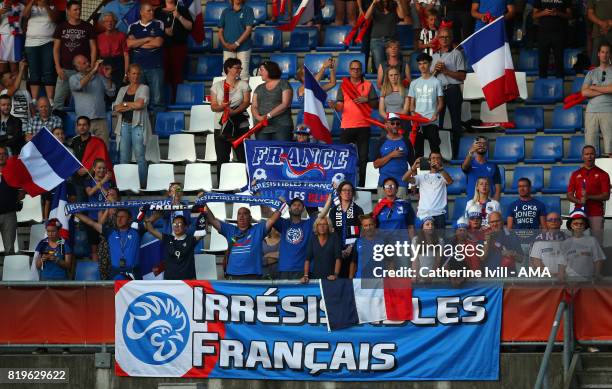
[278,202,288,214]
[234,41,240,46]
[266,113,272,119]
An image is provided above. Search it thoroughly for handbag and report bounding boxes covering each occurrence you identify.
[220,110,250,140]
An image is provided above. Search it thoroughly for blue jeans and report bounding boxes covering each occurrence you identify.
[53,68,77,110]
[370,37,389,74]
[140,67,164,113]
[119,122,147,185]
[25,42,56,85]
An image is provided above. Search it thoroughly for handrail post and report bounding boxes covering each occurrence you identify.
[534,301,566,389]
[563,304,571,375]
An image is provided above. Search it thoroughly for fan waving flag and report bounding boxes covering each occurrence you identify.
[460,16,519,110]
[303,66,332,143]
[182,0,204,43]
[3,128,82,196]
[276,0,309,31]
[320,278,413,331]
[49,182,70,239]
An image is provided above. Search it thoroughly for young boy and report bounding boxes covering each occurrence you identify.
[407,52,443,158]
[417,9,438,56]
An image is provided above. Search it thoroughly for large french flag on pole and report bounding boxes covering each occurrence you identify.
[320,278,413,330]
[303,66,332,144]
[460,16,519,110]
[3,128,82,196]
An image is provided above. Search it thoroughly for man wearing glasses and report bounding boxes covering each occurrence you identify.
[582,42,612,157]
[431,28,466,159]
[334,60,378,187]
[482,211,523,271]
[529,212,566,279]
[373,113,415,198]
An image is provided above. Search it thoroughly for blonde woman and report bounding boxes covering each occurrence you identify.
[464,177,501,228]
[379,65,409,118]
[301,216,342,283]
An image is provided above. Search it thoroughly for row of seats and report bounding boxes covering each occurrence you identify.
[449,196,563,226]
[204,2,337,27]
[518,48,585,76]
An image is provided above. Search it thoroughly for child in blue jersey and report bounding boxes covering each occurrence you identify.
[34,219,73,280]
[84,158,113,261]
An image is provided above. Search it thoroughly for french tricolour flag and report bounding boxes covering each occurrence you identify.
[276,0,310,31]
[460,16,519,110]
[49,182,70,239]
[303,66,332,144]
[320,278,412,331]
[3,128,82,196]
[182,0,205,43]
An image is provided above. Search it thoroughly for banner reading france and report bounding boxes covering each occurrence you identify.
[115,281,502,380]
[244,140,358,207]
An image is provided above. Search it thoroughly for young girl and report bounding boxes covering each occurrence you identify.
[464,177,500,228]
[379,65,410,118]
[85,158,113,261]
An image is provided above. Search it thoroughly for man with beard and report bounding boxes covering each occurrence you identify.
[461,136,502,201]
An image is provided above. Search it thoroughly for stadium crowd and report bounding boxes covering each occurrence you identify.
[0,0,610,283]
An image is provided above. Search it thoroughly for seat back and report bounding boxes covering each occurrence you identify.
[184,163,213,192]
[518,48,539,75]
[355,190,373,213]
[175,83,205,106]
[336,53,366,77]
[144,164,175,191]
[249,76,265,91]
[17,195,43,223]
[549,165,578,189]
[363,162,379,189]
[564,48,582,74]
[217,163,247,191]
[511,166,544,192]
[566,135,585,159]
[189,105,216,133]
[499,196,519,218]
[207,228,229,252]
[480,102,508,123]
[463,73,484,100]
[457,136,477,159]
[204,2,227,24]
[514,106,544,129]
[552,105,583,129]
[536,195,561,215]
[304,54,331,79]
[493,136,525,161]
[270,54,297,79]
[253,27,282,51]
[320,25,351,48]
[571,77,585,94]
[26,224,46,252]
[195,254,218,279]
[2,255,32,281]
[75,261,101,280]
[450,197,468,224]
[531,136,563,160]
[154,112,185,138]
[320,3,335,23]
[533,78,564,100]
[250,1,267,24]
[195,55,223,80]
[166,134,196,162]
[446,167,466,195]
[114,164,141,192]
[203,133,217,162]
[291,27,318,49]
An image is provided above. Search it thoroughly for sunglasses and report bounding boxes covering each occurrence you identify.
[384,184,396,189]
[389,121,402,126]
[172,222,185,227]
[602,71,607,83]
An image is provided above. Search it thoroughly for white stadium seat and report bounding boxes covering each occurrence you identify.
[17,195,42,223]
[215,163,247,192]
[114,164,141,193]
[188,105,216,133]
[161,134,197,163]
[195,254,218,280]
[183,163,213,192]
[142,164,174,192]
[2,255,32,281]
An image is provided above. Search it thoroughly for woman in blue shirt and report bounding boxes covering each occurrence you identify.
[35,219,73,280]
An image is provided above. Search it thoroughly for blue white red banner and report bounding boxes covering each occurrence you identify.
[244,141,358,207]
[115,281,502,380]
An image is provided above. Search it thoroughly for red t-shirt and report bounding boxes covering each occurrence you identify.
[97,31,127,58]
[567,166,611,217]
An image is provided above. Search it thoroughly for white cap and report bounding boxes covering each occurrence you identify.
[387,112,401,121]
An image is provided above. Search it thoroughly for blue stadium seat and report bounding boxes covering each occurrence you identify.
[368,139,378,161]
[336,53,366,77]
[500,196,518,218]
[321,3,336,24]
[507,166,544,194]
[525,78,564,105]
[498,165,506,192]
[168,83,205,109]
[450,136,477,164]
[304,54,331,79]
[544,105,583,134]
[253,27,282,52]
[75,261,101,281]
[564,48,582,75]
[331,111,342,137]
[250,54,262,75]
[450,197,468,225]
[446,167,466,195]
[326,84,339,103]
[188,55,223,81]
[518,48,539,76]
[542,165,579,194]
[154,112,185,138]
[187,28,217,53]
[317,25,351,51]
[571,77,585,94]
[270,54,297,79]
[525,136,563,164]
[251,1,267,24]
[64,112,76,138]
[490,136,524,164]
[409,52,420,78]
[397,24,414,50]
[204,2,227,25]
[370,110,383,137]
[536,195,561,215]
[563,135,588,163]
[286,27,318,52]
[290,81,301,108]
[508,106,543,134]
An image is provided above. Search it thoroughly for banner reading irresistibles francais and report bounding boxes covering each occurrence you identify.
[115,281,502,380]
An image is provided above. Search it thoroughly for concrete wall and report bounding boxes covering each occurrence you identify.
[0,353,566,389]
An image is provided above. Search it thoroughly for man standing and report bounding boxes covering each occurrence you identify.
[529,212,566,279]
[203,205,282,279]
[53,0,97,111]
[567,145,611,243]
[402,152,453,229]
[582,42,612,157]
[273,198,318,279]
[334,60,378,187]
[0,95,24,154]
[461,136,502,201]
[587,0,612,66]
[373,113,415,198]
[218,0,254,81]
[506,177,546,248]
[127,3,165,113]
[24,97,63,141]
[533,0,571,79]
[408,53,444,159]
[69,55,115,147]
[431,28,466,158]
[0,145,22,262]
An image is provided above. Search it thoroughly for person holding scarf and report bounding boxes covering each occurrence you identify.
[210,58,250,174]
[372,176,416,236]
[334,59,378,187]
[319,180,364,278]
[464,176,500,228]
[34,218,73,280]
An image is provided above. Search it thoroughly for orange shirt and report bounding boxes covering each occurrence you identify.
[339,79,374,129]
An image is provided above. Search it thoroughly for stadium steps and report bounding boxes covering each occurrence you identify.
[577,354,612,388]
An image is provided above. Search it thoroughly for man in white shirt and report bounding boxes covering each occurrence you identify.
[529,212,566,279]
[402,151,453,229]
